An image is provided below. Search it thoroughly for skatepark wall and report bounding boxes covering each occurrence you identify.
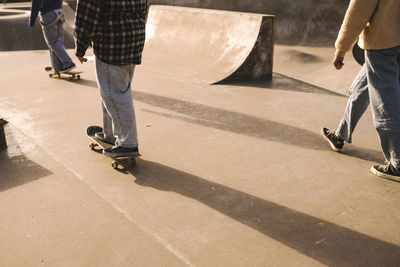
[12,0,347,49]
[148,0,348,46]
[0,2,75,51]
[65,0,349,46]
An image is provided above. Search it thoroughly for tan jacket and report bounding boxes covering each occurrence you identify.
[335,0,400,57]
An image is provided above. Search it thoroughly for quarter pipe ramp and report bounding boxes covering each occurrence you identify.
[0,3,74,51]
[143,5,275,84]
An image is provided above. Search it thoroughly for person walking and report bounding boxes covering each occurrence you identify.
[328,0,400,182]
[29,0,76,73]
[321,64,369,152]
[74,0,147,158]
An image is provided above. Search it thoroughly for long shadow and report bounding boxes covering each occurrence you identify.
[66,78,98,89]
[77,71,344,97]
[0,124,53,192]
[341,146,385,163]
[78,79,382,162]
[143,109,383,163]
[134,91,383,162]
[134,91,327,150]
[217,73,347,97]
[132,159,400,266]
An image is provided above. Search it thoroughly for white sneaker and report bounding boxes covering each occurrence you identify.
[59,64,76,73]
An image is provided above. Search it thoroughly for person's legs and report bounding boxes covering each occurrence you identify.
[101,101,114,140]
[366,45,400,181]
[321,65,369,151]
[95,57,139,154]
[91,101,117,144]
[336,64,369,143]
[40,9,75,72]
[49,50,63,72]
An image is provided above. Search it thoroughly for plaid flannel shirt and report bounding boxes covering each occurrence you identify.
[74,0,147,65]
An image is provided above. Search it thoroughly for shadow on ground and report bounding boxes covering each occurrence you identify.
[0,124,53,192]
[77,78,382,161]
[135,90,328,150]
[134,91,382,163]
[127,159,400,266]
[74,79,98,89]
[340,146,385,164]
[216,73,347,97]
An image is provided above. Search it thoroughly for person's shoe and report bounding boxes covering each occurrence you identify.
[103,146,140,158]
[95,132,116,145]
[370,163,400,182]
[59,64,76,73]
[321,127,344,151]
[87,125,103,136]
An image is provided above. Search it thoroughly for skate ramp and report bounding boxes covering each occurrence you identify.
[143,5,275,84]
[65,0,347,46]
[0,3,74,51]
[150,0,348,46]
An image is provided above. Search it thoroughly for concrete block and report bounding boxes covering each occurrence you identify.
[0,118,7,150]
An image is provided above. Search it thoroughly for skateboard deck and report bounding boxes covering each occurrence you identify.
[352,43,364,66]
[86,126,140,169]
[45,66,83,80]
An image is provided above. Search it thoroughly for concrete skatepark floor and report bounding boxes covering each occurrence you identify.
[0,3,399,267]
[0,46,399,266]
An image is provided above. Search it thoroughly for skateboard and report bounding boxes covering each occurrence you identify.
[352,43,364,66]
[86,126,140,169]
[45,66,83,80]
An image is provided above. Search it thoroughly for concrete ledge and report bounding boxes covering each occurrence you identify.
[144,5,275,84]
[218,15,274,83]
[0,118,7,150]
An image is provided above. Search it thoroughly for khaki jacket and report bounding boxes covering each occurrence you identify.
[335,0,400,57]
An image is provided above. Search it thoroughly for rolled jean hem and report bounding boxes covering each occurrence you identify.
[334,130,351,144]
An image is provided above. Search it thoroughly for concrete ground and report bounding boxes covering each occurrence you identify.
[0,44,399,266]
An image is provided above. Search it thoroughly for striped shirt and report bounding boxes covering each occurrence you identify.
[74,0,147,65]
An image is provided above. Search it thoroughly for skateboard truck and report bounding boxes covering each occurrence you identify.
[87,126,140,169]
[89,142,137,169]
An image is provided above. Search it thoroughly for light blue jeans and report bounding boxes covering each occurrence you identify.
[366,45,400,168]
[40,8,74,72]
[336,65,369,143]
[95,57,139,148]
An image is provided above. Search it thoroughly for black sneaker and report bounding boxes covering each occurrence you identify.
[321,127,344,151]
[87,125,103,136]
[370,163,400,182]
[103,146,140,158]
[94,132,116,145]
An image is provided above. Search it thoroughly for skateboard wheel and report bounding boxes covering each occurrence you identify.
[112,162,118,169]
[77,75,81,80]
[89,143,97,150]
